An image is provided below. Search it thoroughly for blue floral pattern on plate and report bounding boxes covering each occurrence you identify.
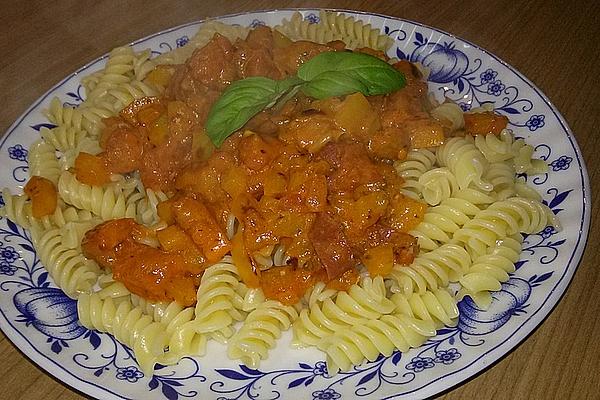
[550,155,573,171]
[8,144,28,161]
[0,9,589,400]
[526,114,545,131]
[116,366,144,383]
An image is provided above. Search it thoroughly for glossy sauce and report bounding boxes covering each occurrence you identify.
[83,26,447,306]
[82,219,199,306]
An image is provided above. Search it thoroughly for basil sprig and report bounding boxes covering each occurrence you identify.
[205,51,406,147]
[205,76,301,147]
[297,51,406,97]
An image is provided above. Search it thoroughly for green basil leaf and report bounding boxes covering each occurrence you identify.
[273,83,302,112]
[205,76,301,147]
[297,51,351,80]
[274,76,304,104]
[298,51,406,96]
[300,71,368,100]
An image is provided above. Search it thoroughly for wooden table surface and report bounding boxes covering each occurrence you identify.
[1,1,598,399]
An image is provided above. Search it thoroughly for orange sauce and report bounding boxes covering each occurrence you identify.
[82,26,445,306]
[82,219,199,306]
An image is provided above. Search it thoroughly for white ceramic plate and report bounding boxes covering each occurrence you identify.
[0,9,590,400]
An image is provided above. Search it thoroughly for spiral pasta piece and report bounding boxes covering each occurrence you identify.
[453,196,556,258]
[78,294,141,344]
[28,139,62,184]
[318,314,437,374]
[488,197,560,233]
[419,167,459,206]
[95,276,131,300]
[31,227,101,297]
[44,97,111,137]
[394,149,437,199]
[0,189,33,228]
[430,102,464,133]
[473,130,549,200]
[514,178,543,201]
[292,276,395,347]
[60,136,103,170]
[59,219,100,249]
[317,10,393,50]
[228,300,301,368]
[302,281,338,308]
[391,288,459,328]
[474,130,514,162]
[386,243,472,296]
[452,214,511,258]
[138,300,206,369]
[25,201,95,233]
[40,125,88,153]
[436,136,492,192]
[124,187,169,226]
[410,188,495,251]
[78,292,206,374]
[276,11,392,51]
[457,235,522,309]
[57,171,137,221]
[82,46,137,97]
[236,285,267,312]
[190,258,246,341]
[511,138,548,174]
[90,79,159,114]
[77,294,159,370]
[485,161,517,200]
[276,12,338,46]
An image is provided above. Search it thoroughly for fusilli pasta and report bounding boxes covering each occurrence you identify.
[318,314,437,374]
[293,276,395,347]
[228,299,301,368]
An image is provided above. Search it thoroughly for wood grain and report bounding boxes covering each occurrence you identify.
[1,1,598,399]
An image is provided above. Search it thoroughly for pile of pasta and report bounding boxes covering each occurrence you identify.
[0,11,559,375]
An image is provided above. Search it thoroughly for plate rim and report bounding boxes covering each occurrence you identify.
[0,7,591,400]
